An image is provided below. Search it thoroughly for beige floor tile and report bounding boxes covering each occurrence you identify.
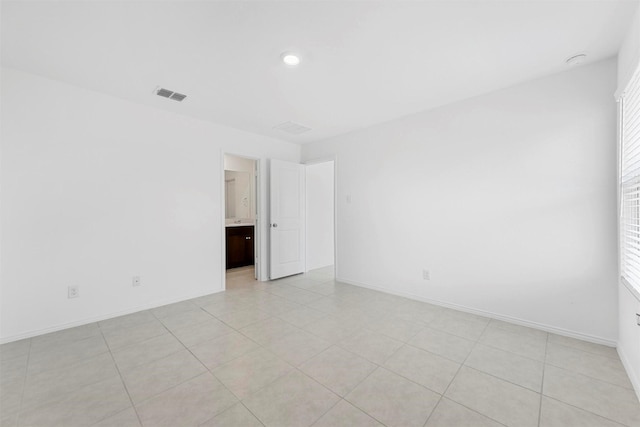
[22,352,119,410]
[27,335,109,375]
[338,329,403,365]
[301,346,377,397]
[445,366,540,427]
[277,306,328,327]
[393,305,442,325]
[384,344,460,394]
[267,285,325,305]
[136,373,237,427]
[306,297,350,314]
[30,323,101,353]
[215,308,272,329]
[212,348,292,399]
[111,333,184,371]
[465,344,544,391]
[151,300,200,319]
[199,403,263,427]
[252,297,301,315]
[546,343,632,389]
[19,376,131,427]
[0,340,30,362]
[190,331,260,370]
[331,308,379,329]
[239,317,300,346]
[1,353,27,384]
[540,396,623,427]
[170,318,234,348]
[303,317,361,343]
[543,365,640,426]
[429,310,489,341]
[200,299,256,317]
[346,367,440,427]
[158,309,214,332]
[312,400,383,427]
[366,316,424,342]
[120,349,207,403]
[0,378,23,413]
[92,407,141,427]
[190,292,229,308]
[102,320,168,350]
[266,330,331,366]
[243,370,340,427]
[486,319,548,339]
[99,311,157,333]
[1,409,18,427]
[548,334,618,359]
[479,327,546,362]
[425,398,504,427]
[409,327,475,363]
[305,282,340,296]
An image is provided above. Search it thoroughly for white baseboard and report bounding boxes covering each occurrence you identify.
[618,344,640,402]
[0,287,224,344]
[336,276,617,347]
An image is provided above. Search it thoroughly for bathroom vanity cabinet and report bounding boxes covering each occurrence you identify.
[226,225,254,269]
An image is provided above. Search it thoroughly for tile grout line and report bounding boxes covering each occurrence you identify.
[14,338,33,427]
[540,395,629,427]
[422,318,495,427]
[539,363,637,426]
[96,325,145,427]
[537,332,549,427]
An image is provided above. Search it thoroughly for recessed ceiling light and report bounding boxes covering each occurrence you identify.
[281,52,301,66]
[566,54,587,66]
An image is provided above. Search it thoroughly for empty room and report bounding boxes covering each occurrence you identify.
[2,1,640,426]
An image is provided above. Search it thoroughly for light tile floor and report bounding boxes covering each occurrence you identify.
[1,265,639,426]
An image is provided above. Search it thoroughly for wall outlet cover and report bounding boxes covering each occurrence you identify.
[68,286,79,299]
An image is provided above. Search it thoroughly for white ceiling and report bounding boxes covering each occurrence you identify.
[2,1,637,144]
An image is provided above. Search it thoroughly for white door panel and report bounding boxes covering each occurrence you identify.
[270,159,305,279]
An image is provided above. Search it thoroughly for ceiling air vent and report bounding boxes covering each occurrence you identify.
[155,87,187,102]
[273,121,311,135]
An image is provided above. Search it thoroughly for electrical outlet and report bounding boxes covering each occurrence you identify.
[132,276,141,287]
[68,286,79,299]
[422,269,430,280]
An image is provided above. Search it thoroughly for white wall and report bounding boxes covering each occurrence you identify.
[617,3,640,400]
[306,161,335,270]
[302,59,618,343]
[0,67,300,342]
[618,5,640,97]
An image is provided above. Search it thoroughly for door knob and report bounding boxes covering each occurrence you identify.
[272,223,278,228]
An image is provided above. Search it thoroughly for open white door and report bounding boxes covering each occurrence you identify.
[270,159,305,279]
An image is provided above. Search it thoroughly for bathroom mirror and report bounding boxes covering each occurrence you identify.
[225,170,252,219]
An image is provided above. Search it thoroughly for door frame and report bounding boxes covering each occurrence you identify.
[303,155,338,276]
[221,152,261,290]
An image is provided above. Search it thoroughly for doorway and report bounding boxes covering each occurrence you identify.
[224,154,258,289]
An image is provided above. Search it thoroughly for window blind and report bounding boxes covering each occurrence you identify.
[621,66,640,292]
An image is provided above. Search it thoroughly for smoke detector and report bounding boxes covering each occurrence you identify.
[155,87,187,102]
[566,54,587,66]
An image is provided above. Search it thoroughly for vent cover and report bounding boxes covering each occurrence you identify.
[155,87,187,102]
[273,121,312,135]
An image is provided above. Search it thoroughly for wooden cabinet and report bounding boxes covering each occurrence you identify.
[226,226,254,269]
